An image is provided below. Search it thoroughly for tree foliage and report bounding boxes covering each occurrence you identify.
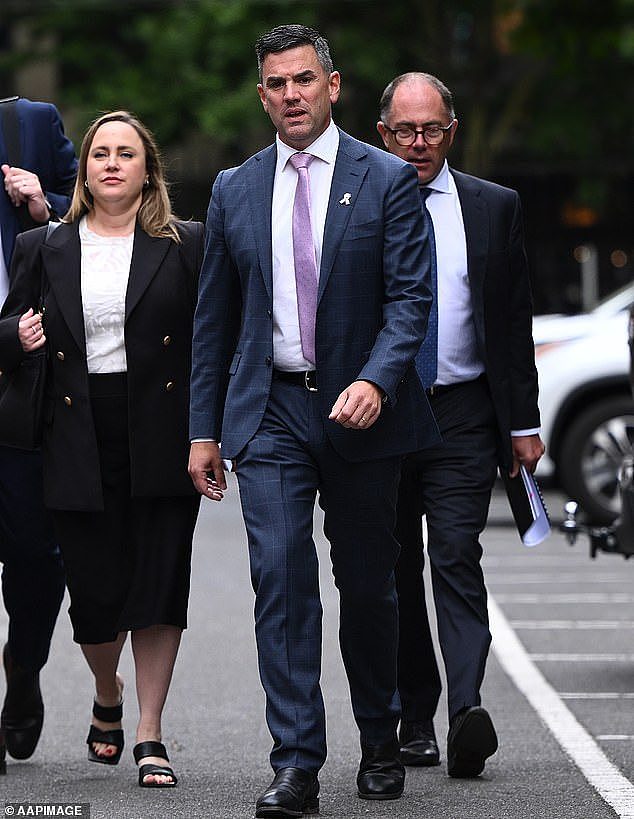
[2,0,631,178]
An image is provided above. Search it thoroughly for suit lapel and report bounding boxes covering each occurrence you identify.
[453,169,489,336]
[319,132,368,301]
[125,223,171,320]
[249,146,276,302]
[41,222,86,351]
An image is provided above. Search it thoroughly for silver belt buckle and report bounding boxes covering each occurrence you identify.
[304,371,318,392]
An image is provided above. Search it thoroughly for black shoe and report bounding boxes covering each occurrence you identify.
[1,644,44,760]
[255,767,319,817]
[447,706,498,778]
[134,741,177,788]
[399,720,440,767]
[357,739,405,800]
[86,700,124,766]
[0,728,6,774]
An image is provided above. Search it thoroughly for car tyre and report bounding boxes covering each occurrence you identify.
[558,395,634,525]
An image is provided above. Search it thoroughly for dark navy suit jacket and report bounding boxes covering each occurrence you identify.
[190,128,440,462]
[0,98,77,271]
[452,169,540,469]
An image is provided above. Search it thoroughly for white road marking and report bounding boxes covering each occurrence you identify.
[487,574,626,585]
[493,593,634,603]
[489,595,634,819]
[560,693,634,700]
[530,654,634,662]
[597,736,634,741]
[511,620,634,629]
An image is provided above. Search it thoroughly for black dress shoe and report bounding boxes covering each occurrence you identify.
[255,767,319,817]
[0,728,6,774]
[1,644,44,760]
[447,706,498,778]
[357,739,405,800]
[399,720,440,766]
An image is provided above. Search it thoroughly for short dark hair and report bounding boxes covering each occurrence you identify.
[255,24,334,81]
[379,72,455,123]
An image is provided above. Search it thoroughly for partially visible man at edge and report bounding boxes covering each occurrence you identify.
[189,26,439,817]
[377,72,544,779]
[0,95,77,773]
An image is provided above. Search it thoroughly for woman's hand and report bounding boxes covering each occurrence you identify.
[18,307,46,353]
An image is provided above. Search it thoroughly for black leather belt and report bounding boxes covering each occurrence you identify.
[425,383,457,397]
[273,369,318,391]
[425,375,485,397]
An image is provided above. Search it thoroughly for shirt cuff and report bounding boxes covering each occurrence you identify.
[511,428,541,437]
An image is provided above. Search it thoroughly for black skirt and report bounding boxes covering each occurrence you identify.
[52,373,200,644]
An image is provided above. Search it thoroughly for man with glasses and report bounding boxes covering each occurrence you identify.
[377,73,544,778]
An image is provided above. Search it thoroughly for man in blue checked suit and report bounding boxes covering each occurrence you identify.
[189,24,439,816]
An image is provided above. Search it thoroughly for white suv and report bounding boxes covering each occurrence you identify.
[534,283,634,523]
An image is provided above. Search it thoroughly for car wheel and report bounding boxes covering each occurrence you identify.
[558,395,634,524]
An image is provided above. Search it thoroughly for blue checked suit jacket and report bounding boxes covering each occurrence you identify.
[190,128,440,462]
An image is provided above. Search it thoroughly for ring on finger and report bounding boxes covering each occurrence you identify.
[32,326,37,335]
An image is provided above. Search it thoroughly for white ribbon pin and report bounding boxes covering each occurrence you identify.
[338,193,352,206]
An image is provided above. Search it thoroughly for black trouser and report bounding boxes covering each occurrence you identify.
[0,446,64,672]
[395,377,498,722]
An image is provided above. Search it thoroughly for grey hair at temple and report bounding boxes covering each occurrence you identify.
[255,24,334,81]
[379,72,456,122]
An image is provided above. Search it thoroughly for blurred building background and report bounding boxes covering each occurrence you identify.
[1,0,632,315]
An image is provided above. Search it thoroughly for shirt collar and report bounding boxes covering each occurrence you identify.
[422,159,451,194]
[276,118,339,171]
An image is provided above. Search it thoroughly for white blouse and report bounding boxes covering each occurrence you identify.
[79,217,133,374]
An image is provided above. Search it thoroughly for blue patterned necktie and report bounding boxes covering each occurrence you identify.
[415,187,438,389]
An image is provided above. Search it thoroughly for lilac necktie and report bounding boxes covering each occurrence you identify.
[415,187,438,388]
[289,152,318,365]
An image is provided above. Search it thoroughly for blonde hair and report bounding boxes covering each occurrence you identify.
[64,110,181,242]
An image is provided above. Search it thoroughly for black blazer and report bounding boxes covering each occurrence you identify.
[452,169,540,469]
[0,219,203,511]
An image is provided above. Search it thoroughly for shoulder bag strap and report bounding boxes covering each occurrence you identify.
[38,220,61,314]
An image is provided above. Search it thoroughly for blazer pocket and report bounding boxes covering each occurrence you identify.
[228,352,242,375]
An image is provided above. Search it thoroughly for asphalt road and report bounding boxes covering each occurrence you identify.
[1,479,633,819]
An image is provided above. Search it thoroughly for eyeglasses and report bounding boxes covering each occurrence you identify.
[382,123,454,147]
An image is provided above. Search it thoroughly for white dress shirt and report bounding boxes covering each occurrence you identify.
[425,160,483,387]
[79,216,133,374]
[426,161,538,437]
[271,118,339,371]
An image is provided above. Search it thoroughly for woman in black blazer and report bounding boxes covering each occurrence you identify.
[0,111,203,788]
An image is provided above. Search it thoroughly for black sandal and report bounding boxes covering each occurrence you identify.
[133,741,178,788]
[86,700,124,765]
